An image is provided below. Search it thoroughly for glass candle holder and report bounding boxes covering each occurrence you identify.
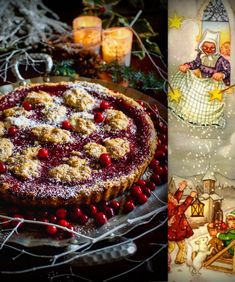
[73,15,102,54]
[102,27,133,66]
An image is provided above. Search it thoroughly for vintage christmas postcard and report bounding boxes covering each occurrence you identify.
[168,0,235,281]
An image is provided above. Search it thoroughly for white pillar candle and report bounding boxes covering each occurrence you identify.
[102,27,133,66]
[73,15,102,53]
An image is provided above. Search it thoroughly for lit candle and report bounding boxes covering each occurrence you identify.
[102,27,133,66]
[73,15,102,53]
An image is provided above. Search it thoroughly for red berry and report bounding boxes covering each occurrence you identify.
[153,165,164,175]
[49,215,57,223]
[0,162,7,174]
[56,208,67,219]
[8,126,17,136]
[141,186,151,198]
[38,148,49,159]
[137,193,148,204]
[70,207,83,221]
[79,214,89,225]
[109,200,120,213]
[123,200,135,213]
[61,120,72,130]
[151,173,162,185]
[94,112,105,123]
[157,139,162,147]
[100,101,110,110]
[65,224,75,238]
[148,182,157,191]
[89,205,98,217]
[97,200,109,211]
[154,150,166,160]
[104,207,115,219]
[99,153,111,166]
[46,225,58,235]
[22,101,33,111]
[136,179,146,187]
[131,185,142,197]
[95,212,107,226]
[37,210,49,218]
[150,159,160,170]
[161,144,168,153]
[12,214,24,229]
[99,6,106,13]
[57,219,69,227]
[39,218,49,223]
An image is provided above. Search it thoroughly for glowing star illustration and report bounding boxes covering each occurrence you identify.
[208,88,223,102]
[168,12,183,29]
[168,88,182,103]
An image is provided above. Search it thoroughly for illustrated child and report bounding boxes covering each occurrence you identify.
[168,180,197,264]
[220,41,230,61]
[179,30,230,86]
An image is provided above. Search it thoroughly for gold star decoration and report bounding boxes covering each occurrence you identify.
[208,88,223,102]
[169,12,183,29]
[168,88,182,103]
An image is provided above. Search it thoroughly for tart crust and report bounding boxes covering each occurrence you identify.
[0,81,157,207]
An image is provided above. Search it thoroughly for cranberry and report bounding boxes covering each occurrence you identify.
[95,212,108,226]
[109,200,120,213]
[22,101,33,111]
[12,214,24,229]
[149,159,160,170]
[94,112,105,123]
[49,215,57,223]
[141,186,151,198]
[39,218,49,223]
[38,148,49,159]
[136,179,146,187]
[0,162,7,174]
[151,174,162,185]
[88,204,98,217]
[159,134,167,143]
[104,207,115,219]
[61,120,72,130]
[148,182,157,191]
[8,126,17,136]
[161,144,168,153]
[56,208,67,219]
[37,210,49,218]
[46,225,58,235]
[70,207,83,221]
[57,219,69,227]
[97,200,109,211]
[99,153,112,166]
[153,165,164,175]
[123,200,135,213]
[99,6,106,14]
[100,101,110,110]
[154,150,166,160]
[78,214,89,225]
[137,193,148,205]
[130,185,142,197]
[65,224,75,238]
[157,139,162,147]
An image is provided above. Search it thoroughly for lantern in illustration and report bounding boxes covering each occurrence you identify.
[191,198,205,217]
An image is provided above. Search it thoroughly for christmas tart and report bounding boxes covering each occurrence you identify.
[0,81,157,207]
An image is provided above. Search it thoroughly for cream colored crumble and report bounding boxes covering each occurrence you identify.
[3,106,30,118]
[7,147,40,180]
[49,156,91,182]
[32,125,72,144]
[0,138,14,162]
[104,109,129,131]
[104,138,130,159]
[0,121,5,137]
[43,104,67,123]
[24,90,53,105]
[70,116,96,136]
[84,142,107,158]
[64,88,95,110]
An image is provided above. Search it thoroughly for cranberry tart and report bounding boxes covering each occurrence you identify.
[0,81,157,207]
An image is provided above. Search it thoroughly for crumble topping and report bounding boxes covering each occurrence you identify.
[104,138,130,159]
[104,109,129,131]
[84,142,107,158]
[64,88,95,110]
[3,106,30,118]
[32,125,72,144]
[0,138,14,162]
[24,90,53,105]
[7,147,40,180]
[42,104,67,123]
[0,121,5,137]
[70,116,96,136]
[49,156,91,182]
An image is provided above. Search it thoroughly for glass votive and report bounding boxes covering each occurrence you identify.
[73,15,102,54]
[102,27,133,66]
